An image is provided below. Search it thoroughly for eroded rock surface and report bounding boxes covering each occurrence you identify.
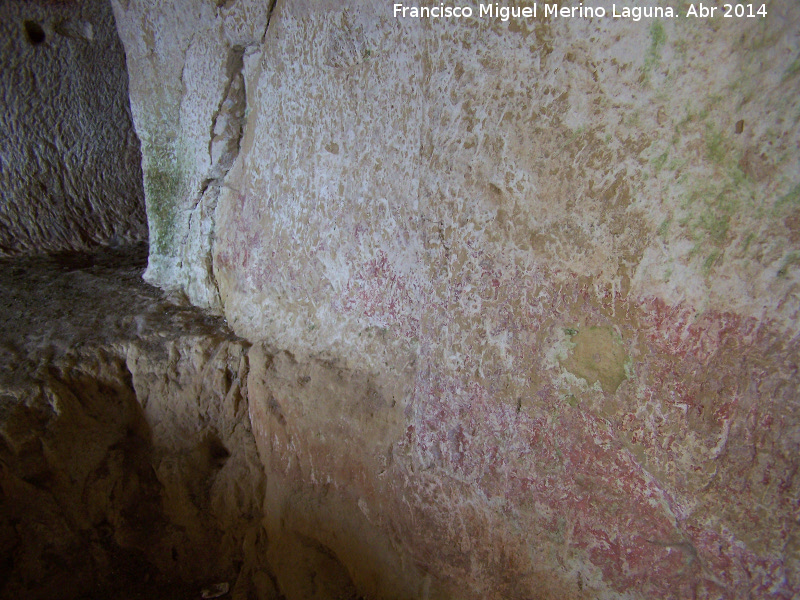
[0,248,272,599]
[0,0,147,256]
[112,1,799,598]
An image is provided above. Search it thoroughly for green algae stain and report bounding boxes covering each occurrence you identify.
[697,197,734,244]
[652,150,669,174]
[642,21,666,81]
[657,216,671,240]
[561,326,629,394]
[702,248,721,274]
[144,164,182,256]
[704,124,727,164]
[140,133,191,259]
[671,122,754,274]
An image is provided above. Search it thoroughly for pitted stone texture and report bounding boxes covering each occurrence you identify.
[220,5,799,596]
[118,1,800,598]
[218,2,800,356]
[0,0,146,257]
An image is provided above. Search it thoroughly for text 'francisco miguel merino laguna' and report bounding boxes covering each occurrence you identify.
[395,3,677,21]
[394,3,768,20]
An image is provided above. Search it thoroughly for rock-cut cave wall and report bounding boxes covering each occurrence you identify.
[111,0,800,598]
[1,0,796,598]
[0,0,146,256]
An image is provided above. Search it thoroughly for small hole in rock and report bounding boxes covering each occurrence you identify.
[206,434,231,465]
[23,20,46,45]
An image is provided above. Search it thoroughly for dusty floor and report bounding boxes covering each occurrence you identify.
[0,244,222,353]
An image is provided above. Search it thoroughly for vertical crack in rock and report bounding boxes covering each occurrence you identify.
[261,0,279,44]
[193,45,248,308]
[197,0,276,307]
[207,46,246,182]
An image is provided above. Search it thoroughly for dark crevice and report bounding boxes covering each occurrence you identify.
[23,20,45,46]
[196,43,249,308]
[262,0,279,44]
[206,45,246,178]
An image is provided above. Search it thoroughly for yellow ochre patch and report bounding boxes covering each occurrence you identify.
[562,326,628,394]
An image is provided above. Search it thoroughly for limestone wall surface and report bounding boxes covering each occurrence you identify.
[0,0,147,256]
[115,1,800,598]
